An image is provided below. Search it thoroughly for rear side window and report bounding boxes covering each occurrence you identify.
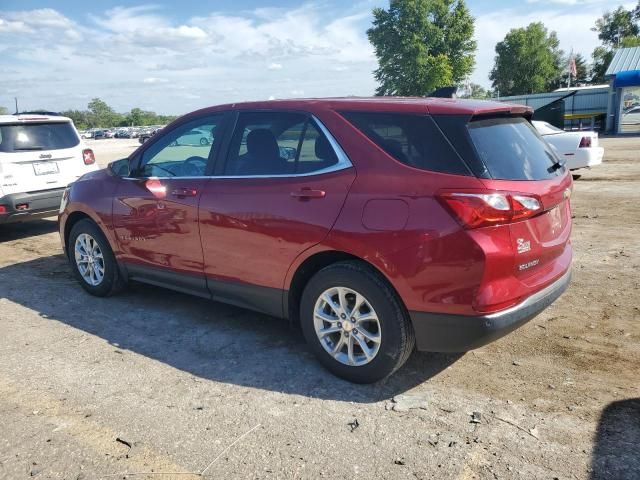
[224,112,339,176]
[340,112,470,175]
[0,122,79,152]
[467,117,563,180]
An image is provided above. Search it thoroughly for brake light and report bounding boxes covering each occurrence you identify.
[82,148,95,165]
[0,205,7,214]
[578,136,592,148]
[437,191,542,229]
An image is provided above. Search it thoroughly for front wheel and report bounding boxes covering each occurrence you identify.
[300,261,415,383]
[68,219,124,297]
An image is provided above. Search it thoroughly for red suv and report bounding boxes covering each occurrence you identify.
[59,98,572,383]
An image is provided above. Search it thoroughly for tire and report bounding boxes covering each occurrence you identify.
[300,261,415,383]
[200,137,209,146]
[68,219,125,297]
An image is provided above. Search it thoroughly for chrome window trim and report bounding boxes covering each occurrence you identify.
[123,115,353,181]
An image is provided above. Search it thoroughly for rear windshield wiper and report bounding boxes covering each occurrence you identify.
[547,159,564,173]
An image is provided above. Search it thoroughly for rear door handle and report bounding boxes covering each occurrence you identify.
[290,188,326,200]
[171,187,198,197]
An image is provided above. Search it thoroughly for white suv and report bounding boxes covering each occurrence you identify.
[0,114,99,224]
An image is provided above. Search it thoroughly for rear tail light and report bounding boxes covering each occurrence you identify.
[437,191,542,229]
[82,148,95,165]
[578,136,592,148]
[0,205,7,214]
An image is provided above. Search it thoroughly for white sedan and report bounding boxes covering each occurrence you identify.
[532,121,604,174]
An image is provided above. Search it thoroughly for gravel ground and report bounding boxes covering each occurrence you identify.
[0,137,638,480]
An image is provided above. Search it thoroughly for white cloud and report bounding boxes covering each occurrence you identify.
[143,77,169,84]
[0,4,378,114]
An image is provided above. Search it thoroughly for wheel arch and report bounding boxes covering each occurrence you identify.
[285,249,406,325]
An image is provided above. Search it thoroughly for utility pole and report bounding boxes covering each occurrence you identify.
[14,97,18,114]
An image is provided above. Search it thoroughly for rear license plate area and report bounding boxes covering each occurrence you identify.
[33,162,59,175]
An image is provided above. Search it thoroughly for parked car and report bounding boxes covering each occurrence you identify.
[59,98,573,383]
[104,129,116,138]
[532,121,604,174]
[93,130,105,140]
[0,113,99,224]
[80,130,94,139]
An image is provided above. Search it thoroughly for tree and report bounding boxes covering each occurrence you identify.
[590,2,640,83]
[0,106,8,115]
[560,53,590,86]
[490,22,563,96]
[87,98,121,127]
[61,109,90,130]
[367,0,476,96]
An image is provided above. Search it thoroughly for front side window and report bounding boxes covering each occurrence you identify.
[138,115,222,177]
[224,112,339,176]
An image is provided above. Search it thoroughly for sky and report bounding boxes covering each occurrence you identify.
[0,0,632,114]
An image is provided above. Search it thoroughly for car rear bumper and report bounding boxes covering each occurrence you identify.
[566,147,604,170]
[409,268,572,352]
[0,188,65,224]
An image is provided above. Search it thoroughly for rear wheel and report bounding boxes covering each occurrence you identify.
[300,261,415,383]
[68,219,124,297]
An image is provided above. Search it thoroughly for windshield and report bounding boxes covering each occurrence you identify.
[467,117,564,181]
[0,122,80,152]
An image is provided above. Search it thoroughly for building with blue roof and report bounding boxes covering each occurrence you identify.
[606,46,640,134]
[497,46,640,134]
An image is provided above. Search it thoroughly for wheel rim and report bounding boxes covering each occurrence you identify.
[74,233,105,286]
[313,286,382,366]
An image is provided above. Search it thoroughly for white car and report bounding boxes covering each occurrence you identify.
[0,114,99,224]
[532,121,604,173]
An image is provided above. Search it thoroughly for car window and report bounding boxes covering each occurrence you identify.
[224,112,339,176]
[467,117,563,180]
[0,122,80,152]
[138,115,222,178]
[341,112,470,175]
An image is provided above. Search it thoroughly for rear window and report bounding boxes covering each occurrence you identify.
[0,122,79,153]
[467,117,563,180]
[341,112,470,175]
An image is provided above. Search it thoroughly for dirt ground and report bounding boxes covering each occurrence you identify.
[0,137,638,480]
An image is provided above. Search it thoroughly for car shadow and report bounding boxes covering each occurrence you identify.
[0,218,58,242]
[590,398,640,479]
[0,254,461,403]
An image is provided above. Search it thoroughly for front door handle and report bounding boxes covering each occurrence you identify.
[171,187,198,198]
[291,188,326,200]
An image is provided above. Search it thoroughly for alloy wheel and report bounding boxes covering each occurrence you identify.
[313,286,382,366]
[74,233,105,286]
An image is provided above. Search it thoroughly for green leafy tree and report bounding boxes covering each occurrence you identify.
[560,53,590,86]
[0,106,9,115]
[591,2,640,83]
[87,98,122,127]
[61,109,90,130]
[367,0,476,96]
[490,22,563,96]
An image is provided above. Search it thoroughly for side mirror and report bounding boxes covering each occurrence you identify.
[108,158,131,177]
